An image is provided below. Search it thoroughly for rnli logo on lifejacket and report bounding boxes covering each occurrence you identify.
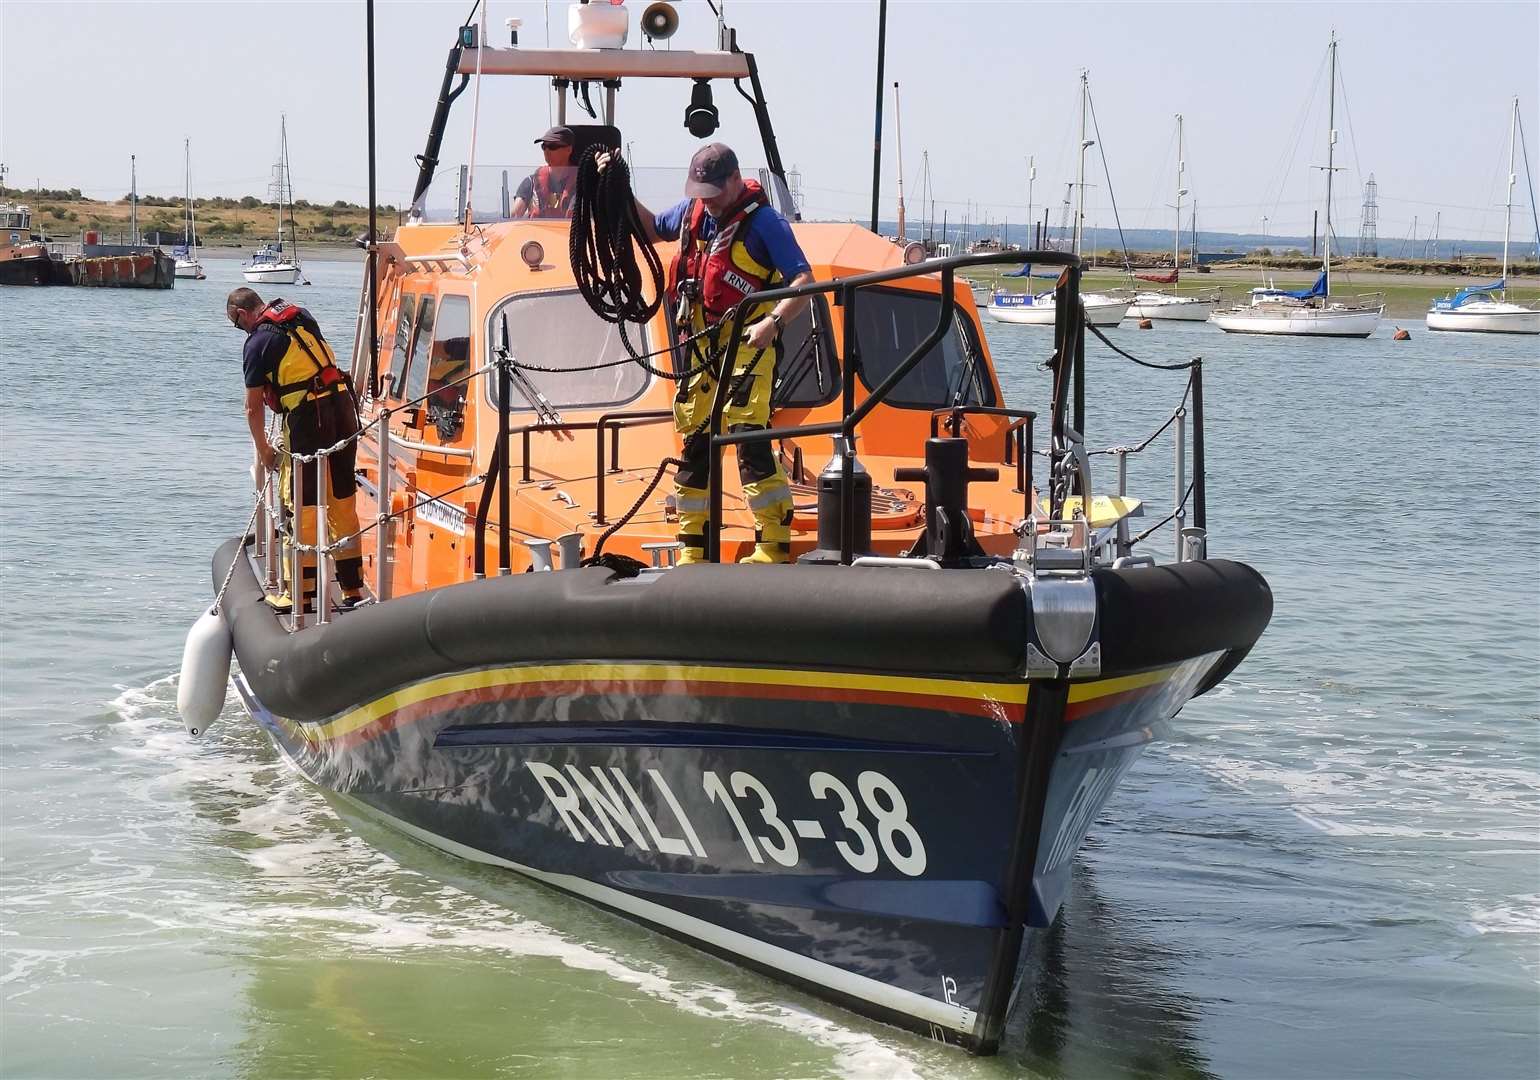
[722,269,756,295]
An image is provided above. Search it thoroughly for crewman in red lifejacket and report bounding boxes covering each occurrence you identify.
[229,287,367,614]
[511,126,577,220]
[615,143,816,563]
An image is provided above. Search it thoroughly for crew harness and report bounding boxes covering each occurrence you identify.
[254,300,353,415]
[668,180,783,416]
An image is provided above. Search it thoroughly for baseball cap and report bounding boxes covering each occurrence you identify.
[684,143,739,197]
[535,126,575,148]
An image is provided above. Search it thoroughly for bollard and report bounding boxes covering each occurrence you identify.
[1180,526,1208,561]
[525,538,554,572]
[555,532,583,569]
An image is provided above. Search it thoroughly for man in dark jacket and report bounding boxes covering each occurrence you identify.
[228,287,366,612]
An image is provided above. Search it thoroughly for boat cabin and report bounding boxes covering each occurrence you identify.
[261,18,1127,613]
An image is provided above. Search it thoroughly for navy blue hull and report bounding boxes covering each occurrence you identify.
[236,649,1220,1049]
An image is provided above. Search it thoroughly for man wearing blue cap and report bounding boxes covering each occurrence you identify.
[617,142,815,564]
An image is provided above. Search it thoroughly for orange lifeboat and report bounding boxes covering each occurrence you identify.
[189,5,1273,1056]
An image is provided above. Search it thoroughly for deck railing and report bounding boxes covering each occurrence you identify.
[704,249,1085,563]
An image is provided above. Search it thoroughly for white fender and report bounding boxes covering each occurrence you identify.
[177,606,233,737]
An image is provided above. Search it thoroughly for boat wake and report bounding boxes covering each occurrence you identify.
[101,671,930,1079]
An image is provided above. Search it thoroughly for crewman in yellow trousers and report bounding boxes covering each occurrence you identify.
[610,143,815,563]
[228,287,366,612]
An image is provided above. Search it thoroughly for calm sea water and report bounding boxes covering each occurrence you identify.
[2,260,1536,1079]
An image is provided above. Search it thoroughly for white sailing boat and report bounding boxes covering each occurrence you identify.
[1126,115,1216,322]
[244,116,303,285]
[174,138,205,280]
[1211,35,1383,338]
[1426,97,1540,335]
[988,71,1128,328]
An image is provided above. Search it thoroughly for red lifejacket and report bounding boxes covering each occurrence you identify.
[669,179,776,322]
[530,166,574,218]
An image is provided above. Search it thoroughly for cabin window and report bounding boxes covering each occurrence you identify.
[387,293,418,398]
[770,297,839,409]
[402,296,437,404]
[485,290,650,412]
[424,295,473,438]
[852,287,994,409]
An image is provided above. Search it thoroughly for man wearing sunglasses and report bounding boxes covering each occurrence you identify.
[510,125,577,219]
[228,287,367,614]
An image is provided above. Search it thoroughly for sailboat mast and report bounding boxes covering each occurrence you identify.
[1174,115,1184,270]
[1323,33,1337,298]
[1026,156,1035,248]
[274,119,284,248]
[893,82,906,241]
[1503,94,1518,294]
[130,154,138,246]
[184,138,193,248]
[1075,71,1088,256]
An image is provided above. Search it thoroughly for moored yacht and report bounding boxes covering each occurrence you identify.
[1125,115,1218,323]
[1210,35,1383,338]
[174,138,205,280]
[989,73,1128,328]
[181,3,1272,1055]
[243,117,303,285]
[1426,286,1540,334]
[1426,97,1539,335]
[988,287,1129,326]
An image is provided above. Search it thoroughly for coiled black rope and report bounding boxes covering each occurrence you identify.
[570,146,665,329]
[568,144,730,383]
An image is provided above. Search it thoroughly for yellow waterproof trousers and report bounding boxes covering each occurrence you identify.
[278,415,364,601]
[673,340,792,563]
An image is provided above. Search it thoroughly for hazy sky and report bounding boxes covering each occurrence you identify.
[3,0,1537,243]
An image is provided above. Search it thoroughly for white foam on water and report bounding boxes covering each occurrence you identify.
[1461,897,1540,937]
[1173,680,1540,845]
[86,674,928,1079]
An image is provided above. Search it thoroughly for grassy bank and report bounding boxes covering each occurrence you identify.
[5,187,388,248]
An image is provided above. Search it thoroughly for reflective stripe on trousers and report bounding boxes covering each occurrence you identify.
[672,339,791,555]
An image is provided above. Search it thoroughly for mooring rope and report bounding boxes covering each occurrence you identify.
[1085,318,1201,370]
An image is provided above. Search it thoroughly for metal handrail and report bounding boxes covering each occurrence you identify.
[705,249,1082,563]
[471,408,676,574]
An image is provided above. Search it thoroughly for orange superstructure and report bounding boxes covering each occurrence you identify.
[348,216,1039,594]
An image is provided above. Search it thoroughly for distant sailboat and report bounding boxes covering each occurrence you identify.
[174,138,205,280]
[244,117,303,285]
[1126,115,1216,322]
[1211,35,1384,338]
[989,72,1128,328]
[1425,96,1540,335]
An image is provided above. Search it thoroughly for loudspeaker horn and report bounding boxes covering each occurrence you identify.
[641,2,679,41]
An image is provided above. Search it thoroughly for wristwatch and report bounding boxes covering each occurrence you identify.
[768,312,784,338]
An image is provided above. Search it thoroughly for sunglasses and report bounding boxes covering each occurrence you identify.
[541,143,565,151]
[229,309,244,329]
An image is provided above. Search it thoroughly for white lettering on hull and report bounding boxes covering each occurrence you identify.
[526,761,927,875]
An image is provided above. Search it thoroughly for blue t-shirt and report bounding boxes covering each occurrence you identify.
[655,198,811,281]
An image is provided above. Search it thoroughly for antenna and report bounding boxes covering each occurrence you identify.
[893,81,906,241]
[1356,173,1378,257]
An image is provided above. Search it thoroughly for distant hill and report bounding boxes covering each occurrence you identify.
[862,218,1540,264]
